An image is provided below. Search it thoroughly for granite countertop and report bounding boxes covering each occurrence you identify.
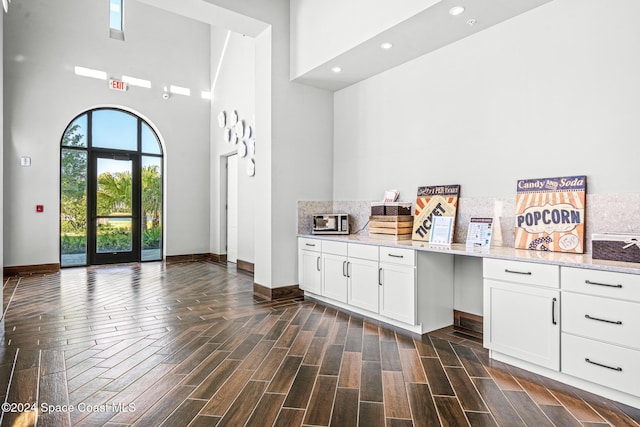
[298,233,640,275]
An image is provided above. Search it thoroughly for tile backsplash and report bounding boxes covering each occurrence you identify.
[298,193,640,253]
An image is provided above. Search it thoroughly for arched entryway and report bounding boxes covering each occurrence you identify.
[60,108,164,266]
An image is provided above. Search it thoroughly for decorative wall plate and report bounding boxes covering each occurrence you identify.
[230,132,238,145]
[238,141,247,158]
[217,111,226,128]
[228,110,238,126]
[245,125,253,140]
[247,138,255,156]
[246,159,255,177]
[235,120,245,139]
[224,127,232,143]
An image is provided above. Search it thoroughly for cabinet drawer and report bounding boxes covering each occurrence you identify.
[379,246,415,266]
[562,333,640,398]
[322,240,348,256]
[562,267,640,302]
[348,243,378,261]
[299,237,321,253]
[562,292,640,350]
[483,258,559,288]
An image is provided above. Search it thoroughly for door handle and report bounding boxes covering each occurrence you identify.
[316,256,320,272]
[343,260,347,277]
[378,268,383,286]
[552,298,558,325]
[585,280,622,289]
[585,358,622,372]
[505,269,532,275]
[584,314,622,325]
[346,262,351,278]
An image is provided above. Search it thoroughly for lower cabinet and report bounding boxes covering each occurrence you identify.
[298,238,322,294]
[379,247,416,325]
[347,254,380,313]
[483,259,560,371]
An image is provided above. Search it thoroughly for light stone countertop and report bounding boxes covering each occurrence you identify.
[298,233,640,275]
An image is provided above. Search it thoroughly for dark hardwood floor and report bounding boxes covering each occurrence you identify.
[1,260,639,426]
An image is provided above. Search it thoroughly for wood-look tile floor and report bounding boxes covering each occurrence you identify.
[1,261,639,427]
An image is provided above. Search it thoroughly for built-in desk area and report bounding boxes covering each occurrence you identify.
[297,234,640,408]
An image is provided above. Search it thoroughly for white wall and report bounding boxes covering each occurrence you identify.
[290,0,437,78]
[3,0,211,266]
[209,28,256,263]
[204,0,334,288]
[334,0,640,201]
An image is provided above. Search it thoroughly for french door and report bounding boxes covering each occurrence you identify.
[88,151,141,265]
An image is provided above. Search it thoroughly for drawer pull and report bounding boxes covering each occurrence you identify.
[505,269,532,276]
[388,254,404,259]
[305,243,316,247]
[585,358,623,372]
[585,314,622,325]
[585,280,622,289]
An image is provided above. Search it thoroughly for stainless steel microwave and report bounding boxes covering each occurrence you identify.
[312,214,349,235]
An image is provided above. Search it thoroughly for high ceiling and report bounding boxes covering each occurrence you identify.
[292,0,555,91]
[139,0,554,92]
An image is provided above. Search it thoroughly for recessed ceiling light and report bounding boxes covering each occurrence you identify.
[169,85,191,96]
[331,66,342,73]
[122,75,151,88]
[449,6,465,16]
[380,42,393,50]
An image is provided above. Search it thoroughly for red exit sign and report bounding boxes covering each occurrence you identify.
[109,79,128,91]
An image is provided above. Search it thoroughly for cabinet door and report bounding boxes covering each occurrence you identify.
[484,279,560,370]
[299,250,322,294]
[379,262,416,325]
[323,253,348,303]
[348,257,380,313]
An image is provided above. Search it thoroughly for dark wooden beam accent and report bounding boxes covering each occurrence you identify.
[237,259,254,274]
[4,263,60,277]
[253,282,303,301]
[453,310,483,340]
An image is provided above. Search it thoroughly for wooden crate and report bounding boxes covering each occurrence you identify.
[369,215,414,239]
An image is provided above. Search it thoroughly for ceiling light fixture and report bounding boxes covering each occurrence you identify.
[169,85,191,96]
[380,42,393,50]
[74,66,108,80]
[331,66,342,73]
[122,75,152,88]
[449,6,465,16]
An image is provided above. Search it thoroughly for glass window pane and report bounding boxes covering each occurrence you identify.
[96,157,132,217]
[92,110,137,151]
[97,218,132,253]
[142,156,163,261]
[61,149,87,266]
[62,114,87,147]
[110,0,122,31]
[141,122,162,154]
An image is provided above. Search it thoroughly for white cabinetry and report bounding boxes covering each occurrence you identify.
[379,247,416,325]
[298,237,322,294]
[296,237,454,334]
[322,241,348,303]
[347,243,379,313]
[561,267,640,399]
[483,259,560,371]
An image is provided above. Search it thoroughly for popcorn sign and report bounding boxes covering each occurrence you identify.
[515,175,586,253]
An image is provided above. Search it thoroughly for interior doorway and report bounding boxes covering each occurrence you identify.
[226,154,238,264]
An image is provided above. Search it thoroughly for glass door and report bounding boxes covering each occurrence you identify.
[88,152,140,264]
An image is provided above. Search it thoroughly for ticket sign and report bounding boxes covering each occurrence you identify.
[109,79,128,91]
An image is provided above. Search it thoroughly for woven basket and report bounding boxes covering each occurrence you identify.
[592,238,640,263]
